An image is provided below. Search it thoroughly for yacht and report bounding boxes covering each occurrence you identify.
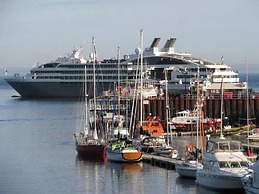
[242,159,259,194]
[196,138,251,191]
[5,37,245,98]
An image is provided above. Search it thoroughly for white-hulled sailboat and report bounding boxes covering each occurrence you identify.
[175,64,203,178]
[105,46,142,163]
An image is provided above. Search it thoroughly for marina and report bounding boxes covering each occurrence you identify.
[1,31,257,194]
[0,77,254,194]
[1,1,258,193]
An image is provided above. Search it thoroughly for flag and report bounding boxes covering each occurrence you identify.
[221,56,224,64]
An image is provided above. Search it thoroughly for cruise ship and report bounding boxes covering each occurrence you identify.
[5,37,246,98]
[5,44,135,98]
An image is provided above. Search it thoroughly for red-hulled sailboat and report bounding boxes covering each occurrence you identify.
[74,37,106,159]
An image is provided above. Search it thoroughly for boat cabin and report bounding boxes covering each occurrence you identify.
[137,120,164,137]
[205,139,244,153]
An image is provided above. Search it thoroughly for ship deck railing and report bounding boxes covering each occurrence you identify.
[179,93,259,99]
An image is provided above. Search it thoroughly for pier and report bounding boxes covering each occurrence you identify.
[142,153,182,170]
[135,97,259,126]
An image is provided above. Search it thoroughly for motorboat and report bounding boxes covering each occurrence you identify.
[196,138,251,191]
[241,159,259,194]
[175,160,203,178]
[153,145,178,159]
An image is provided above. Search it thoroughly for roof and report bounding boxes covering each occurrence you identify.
[205,83,245,90]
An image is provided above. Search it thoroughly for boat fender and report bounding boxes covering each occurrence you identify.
[186,145,193,153]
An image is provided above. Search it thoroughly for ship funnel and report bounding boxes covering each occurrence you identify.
[150,37,161,48]
[162,38,176,53]
[163,38,176,49]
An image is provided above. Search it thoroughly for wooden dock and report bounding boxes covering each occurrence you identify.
[142,153,182,170]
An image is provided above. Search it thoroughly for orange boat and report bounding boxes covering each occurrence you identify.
[137,115,164,137]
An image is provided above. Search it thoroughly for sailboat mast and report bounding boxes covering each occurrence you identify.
[117,47,121,118]
[246,59,250,149]
[165,69,169,145]
[220,76,224,139]
[92,37,98,140]
[84,65,89,136]
[140,29,144,126]
[196,65,200,153]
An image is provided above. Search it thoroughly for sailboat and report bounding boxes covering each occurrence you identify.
[175,64,203,178]
[151,67,178,159]
[105,46,142,163]
[73,37,106,158]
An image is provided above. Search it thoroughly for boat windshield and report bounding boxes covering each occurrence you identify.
[218,161,230,168]
[217,141,242,152]
[206,140,243,153]
[218,161,249,168]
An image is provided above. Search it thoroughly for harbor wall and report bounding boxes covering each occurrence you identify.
[137,97,259,126]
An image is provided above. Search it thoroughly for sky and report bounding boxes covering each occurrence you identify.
[1,0,259,74]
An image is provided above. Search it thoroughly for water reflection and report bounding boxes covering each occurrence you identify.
[174,176,197,194]
[75,155,107,194]
[105,162,144,194]
[75,156,145,194]
[106,162,143,173]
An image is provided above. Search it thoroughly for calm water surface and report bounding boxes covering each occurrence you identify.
[0,82,245,194]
